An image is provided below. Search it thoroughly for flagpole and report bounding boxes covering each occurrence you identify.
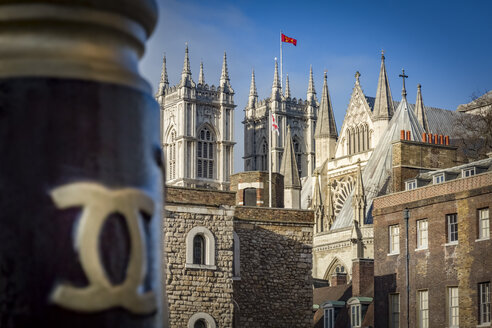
[269,108,272,208]
[280,30,283,90]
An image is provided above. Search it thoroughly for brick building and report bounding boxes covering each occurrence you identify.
[164,186,314,327]
[373,156,492,328]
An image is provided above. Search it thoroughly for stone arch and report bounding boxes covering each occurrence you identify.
[323,257,348,281]
[186,226,216,268]
[188,312,216,328]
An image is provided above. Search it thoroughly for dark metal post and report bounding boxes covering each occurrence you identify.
[403,207,410,328]
[0,1,166,327]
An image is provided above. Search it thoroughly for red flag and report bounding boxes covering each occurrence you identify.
[281,33,297,46]
[272,114,279,135]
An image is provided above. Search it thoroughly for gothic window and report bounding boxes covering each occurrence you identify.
[293,137,302,176]
[197,127,215,179]
[356,126,361,153]
[347,130,351,155]
[260,139,268,171]
[193,234,205,265]
[168,130,177,180]
[187,103,192,135]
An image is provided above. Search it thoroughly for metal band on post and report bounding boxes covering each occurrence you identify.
[0,1,166,327]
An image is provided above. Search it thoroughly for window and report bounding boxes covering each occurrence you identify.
[405,179,417,191]
[351,304,361,327]
[193,235,205,264]
[389,294,400,328]
[233,232,240,279]
[186,227,216,269]
[447,287,459,327]
[479,282,491,324]
[433,173,445,184]
[389,225,400,254]
[324,307,334,328]
[243,188,257,206]
[197,127,215,179]
[462,167,476,178]
[417,219,428,249]
[194,319,206,328]
[446,214,458,243]
[260,139,268,171]
[168,130,177,180]
[479,208,490,239]
[418,290,429,328]
[293,137,302,177]
[188,313,216,328]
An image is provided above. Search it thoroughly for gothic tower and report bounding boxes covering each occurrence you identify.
[156,45,235,190]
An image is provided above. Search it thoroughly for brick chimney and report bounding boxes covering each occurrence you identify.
[330,272,347,286]
[351,258,374,297]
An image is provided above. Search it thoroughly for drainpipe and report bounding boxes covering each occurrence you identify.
[403,207,410,328]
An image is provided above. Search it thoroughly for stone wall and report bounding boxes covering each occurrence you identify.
[373,172,492,328]
[233,207,314,327]
[165,187,234,327]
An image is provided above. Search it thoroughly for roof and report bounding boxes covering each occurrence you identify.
[457,90,492,112]
[332,97,426,229]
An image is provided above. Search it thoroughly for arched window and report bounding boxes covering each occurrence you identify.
[188,313,216,328]
[197,127,215,179]
[347,130,351,155]
[260,139,268,171]
[193,234,205,265]
[186,227,216,269]
[293,137,302,177]
[194,319,206,328]
[168,130,177,180]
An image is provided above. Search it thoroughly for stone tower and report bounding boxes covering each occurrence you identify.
[243,60,317,179]
[156,45,235,190]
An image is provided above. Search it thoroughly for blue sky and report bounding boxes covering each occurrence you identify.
[141,0,492,173]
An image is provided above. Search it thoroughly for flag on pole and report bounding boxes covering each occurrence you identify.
[272,114,279,135]
[281,33,297,46]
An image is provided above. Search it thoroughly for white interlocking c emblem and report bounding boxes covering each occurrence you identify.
[50,182,157,314]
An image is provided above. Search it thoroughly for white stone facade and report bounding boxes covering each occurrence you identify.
[157,46,235,190]
[243,64,316,179]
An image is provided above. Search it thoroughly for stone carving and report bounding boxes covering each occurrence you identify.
[50,182,156,314]
[331,176,355,216]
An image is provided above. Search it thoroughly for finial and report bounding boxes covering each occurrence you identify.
[418,83,421,89]
[381,49,385,59]
[355,71,361,84]
[399,68,408,99]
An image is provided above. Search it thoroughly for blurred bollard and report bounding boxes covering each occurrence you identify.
[0,1,167,327]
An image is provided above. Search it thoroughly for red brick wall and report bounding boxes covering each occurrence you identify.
[352,259,374,297]
[373,173,492,328]
[230,171,284,207]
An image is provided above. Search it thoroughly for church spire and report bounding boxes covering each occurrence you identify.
[307,65,316,104]
[198,61,205,85]
[315,71,338,139]
[285,73,291,98]
[271,58,282,100]
[414,83,429,132]
[220,51,232,92]
[353,160,366,226]
[280,126,301,190]
[373,50,395,120]
[248,69,258,108]
[158,53,169,94]
[179,43,194,87]
[312,172,325,233]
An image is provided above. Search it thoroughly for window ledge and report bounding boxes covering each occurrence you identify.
[185,263,217,270]
[476,324,491,328]
[232,276,241,281]
[387,252,399,256]
[476,237,490,243]
[445,242,458,246]
[415,247,428,252]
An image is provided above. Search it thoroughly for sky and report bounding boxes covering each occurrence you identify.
[140,0,492,173]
